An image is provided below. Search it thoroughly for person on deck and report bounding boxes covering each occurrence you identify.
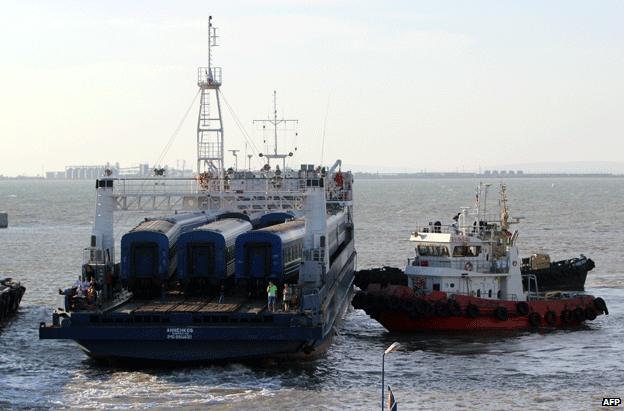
[283,284,291,312]
[218,284,225,304]
[267,281,277,312]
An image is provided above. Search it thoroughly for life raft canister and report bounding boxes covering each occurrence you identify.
[464,261,474,271]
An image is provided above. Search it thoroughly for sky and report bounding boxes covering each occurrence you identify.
[0,0,623,176]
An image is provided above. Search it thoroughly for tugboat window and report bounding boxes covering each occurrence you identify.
[433,284,440,291]
[453,246,481,257]
[417,245,450,257]
[477,289,481,297]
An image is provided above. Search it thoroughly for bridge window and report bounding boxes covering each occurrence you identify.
[453,246,481,257]
[416,245,449,257]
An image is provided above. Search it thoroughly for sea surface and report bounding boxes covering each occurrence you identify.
[0,178,622,410]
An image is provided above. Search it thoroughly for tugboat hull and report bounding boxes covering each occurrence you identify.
[353,286,607,332]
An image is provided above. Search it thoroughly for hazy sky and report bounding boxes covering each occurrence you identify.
[1,0,623,175]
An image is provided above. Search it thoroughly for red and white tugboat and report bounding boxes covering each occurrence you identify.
[352,184,609,331]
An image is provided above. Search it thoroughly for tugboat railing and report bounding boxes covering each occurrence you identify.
[407,257,506,274]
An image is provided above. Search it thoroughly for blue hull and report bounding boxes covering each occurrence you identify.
[40,244,355,362]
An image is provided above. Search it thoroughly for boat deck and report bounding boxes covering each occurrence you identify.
[103,293,292,317]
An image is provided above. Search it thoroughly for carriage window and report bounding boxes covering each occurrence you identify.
[417,245,449,257]
[453,246,481,257]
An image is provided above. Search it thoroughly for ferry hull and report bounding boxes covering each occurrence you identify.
[40,246,355,363]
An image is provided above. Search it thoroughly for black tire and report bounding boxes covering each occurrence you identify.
[574,307,586,322]
[585,306,597,321]
[351,292,364,309]
[388,297,402,311]
[466,304,480,318]
[560,309,573,325]
[447,299,462,316]
[544,310,557,326]
[593,297,608,315]
[408,307,421,320]
[528,312,541,327]
[434,300,450,317]
[516,301,530,316]
[401,299,416,313]
[493,306,509,321]
[373,294,386,310]
[414,299,432,316]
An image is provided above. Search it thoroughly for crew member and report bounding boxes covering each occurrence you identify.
[267,281,277,312]
[283,284,291,312]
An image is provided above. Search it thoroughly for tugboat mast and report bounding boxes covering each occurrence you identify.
[197,16,224,187]
[253,91,298,170]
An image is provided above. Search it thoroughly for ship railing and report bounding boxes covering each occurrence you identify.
[522,274,540,299]
[447,291,519,301]
[407,257,506,273]
[83,247,106,265]
[304,248,326,262]
[109,177,313,211]
[413,217,501,236]
[197,67,222,87]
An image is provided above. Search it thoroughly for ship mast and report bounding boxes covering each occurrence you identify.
[197,16,224,189]
[253,91,298,171]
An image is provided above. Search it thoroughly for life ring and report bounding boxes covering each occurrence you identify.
[585,306,597,321]
[466,303,480,318]
[464,262,474,272]
[512,260,518,267]
[528,312,541,327]
[544,310,557,326]
[494,306,509,321]
[516,301,530,316]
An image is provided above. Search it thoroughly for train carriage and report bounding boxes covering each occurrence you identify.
[177,218,253,294]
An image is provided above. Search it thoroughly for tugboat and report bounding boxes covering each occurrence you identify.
[352,184,608,331]
[0,278,25,321]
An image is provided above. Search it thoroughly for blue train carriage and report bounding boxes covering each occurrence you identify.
[255,211,295,229]
[177,218,253,294]
[325,211,349,261]
[235,219,305,292]
[120,212,215,298]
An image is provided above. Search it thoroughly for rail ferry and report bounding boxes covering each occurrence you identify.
[352,184,608,331]
[39,17,356,362]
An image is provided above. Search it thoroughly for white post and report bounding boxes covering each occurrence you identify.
[299,183,328,288]
[93,179,116,263]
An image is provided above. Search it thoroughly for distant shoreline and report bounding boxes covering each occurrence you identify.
[1,172,622,180]
[353,172,623,179]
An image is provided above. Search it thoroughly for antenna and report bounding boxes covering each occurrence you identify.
[253,91,298,170]
[228,149,240,170]
[196,16,224,189]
